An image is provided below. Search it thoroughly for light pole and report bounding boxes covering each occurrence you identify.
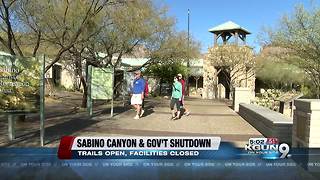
[186,9,190,96]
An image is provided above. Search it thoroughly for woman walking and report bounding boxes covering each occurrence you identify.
[170,76,183,120]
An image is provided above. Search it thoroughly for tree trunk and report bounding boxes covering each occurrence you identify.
[75,53,82,91]
[317,85,320,99]
[195,78,198,90]
[81,76,87,108]
[81,63,89,108]
[229,84,234,100]
[159,78,162,96]
[214,74,218,99]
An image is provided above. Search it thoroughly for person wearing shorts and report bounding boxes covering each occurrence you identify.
[170,76,182,120]
[131,70,145,119]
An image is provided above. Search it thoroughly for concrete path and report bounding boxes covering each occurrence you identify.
[0,93,263,147]
[87,97,263,147]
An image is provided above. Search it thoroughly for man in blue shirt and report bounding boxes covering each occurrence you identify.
[131,70,145,119]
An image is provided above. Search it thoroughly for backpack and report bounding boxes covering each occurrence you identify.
[144,80,149,97]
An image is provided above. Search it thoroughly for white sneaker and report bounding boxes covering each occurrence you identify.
[140,110,145,117]
[134,115,140,120]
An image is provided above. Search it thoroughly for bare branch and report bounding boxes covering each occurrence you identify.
[32,31,41,56]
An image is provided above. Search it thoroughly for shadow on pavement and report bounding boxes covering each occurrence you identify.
[152,111,239,117]
[141,105,155,118]
[91,106,131,118]
[1,113,121,147]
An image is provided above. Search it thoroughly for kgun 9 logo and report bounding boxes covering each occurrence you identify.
[245,138,290,159]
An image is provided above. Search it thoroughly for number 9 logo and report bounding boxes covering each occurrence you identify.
[279,143,290,158]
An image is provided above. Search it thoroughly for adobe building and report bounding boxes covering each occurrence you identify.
[203,21,255,100]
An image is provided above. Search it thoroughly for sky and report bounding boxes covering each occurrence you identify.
[160,0,319,53]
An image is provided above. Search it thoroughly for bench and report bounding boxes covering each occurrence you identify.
[239,103,293,144]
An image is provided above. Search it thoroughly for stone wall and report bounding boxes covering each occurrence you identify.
[239,103,293,144]
[61,64,77,90]
[233,87,255,112]
[217,83,225,99]
[203,57,217,99]
[230,66,255,93]
[292,99,320,172]
[292,99,320,148]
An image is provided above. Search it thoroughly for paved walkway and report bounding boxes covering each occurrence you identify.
[0,92,263,147]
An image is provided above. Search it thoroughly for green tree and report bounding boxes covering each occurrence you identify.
[145,62,188,83]
[144,62,188,96]
[1,0,200,107]
[82,0,200,69]
[255,46,306,90]
[0,0,112,71]
[67,0,200,106]
[266,4,320,98]
[0,0,27,56]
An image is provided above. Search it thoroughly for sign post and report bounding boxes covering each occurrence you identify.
[8,114,14,140]
[110,67,114,118]
[40,55,45,146]
[122,69,126,107]
[123,70,134,106]
[87,65,93,117]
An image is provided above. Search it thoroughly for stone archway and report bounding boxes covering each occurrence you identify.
[203,45,255,100]
[217,67,230,99]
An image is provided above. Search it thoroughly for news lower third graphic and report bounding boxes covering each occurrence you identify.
[58,136,221,159]
[245,138,290,159]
